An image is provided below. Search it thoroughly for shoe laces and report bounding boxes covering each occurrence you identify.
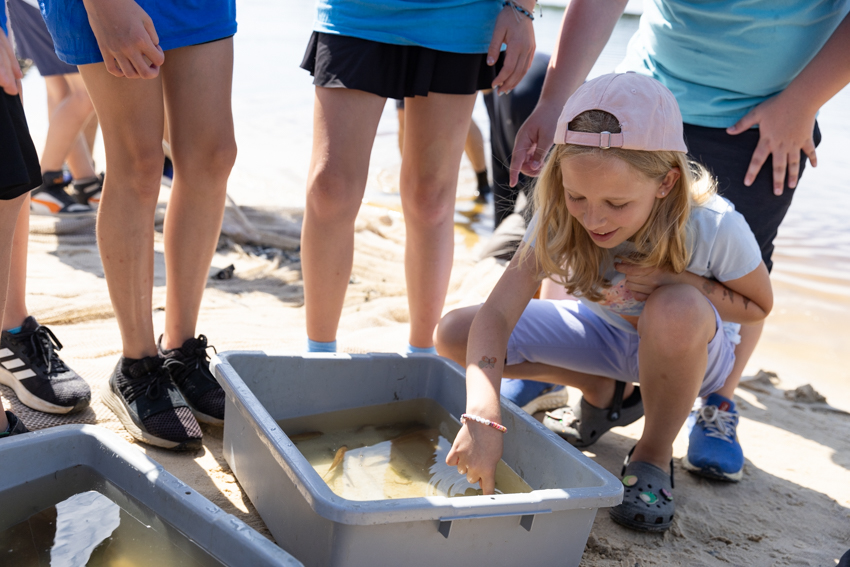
[124,358,183,403]
[170,335,217,385]
[21,325,68,375]
[695,404,737,443]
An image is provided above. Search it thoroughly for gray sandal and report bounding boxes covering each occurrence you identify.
[609,448,675,532]
[542,382,643,448]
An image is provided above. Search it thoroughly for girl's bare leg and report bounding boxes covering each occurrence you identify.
[159,38,236,349]
[632,284,716,470]
[464,119,487,174]
[0,194,27,430]
[78,64,165,359]
[2,195,30,330]
[401,93,477,348]
[41,74,95,173]
[303,87,386,343]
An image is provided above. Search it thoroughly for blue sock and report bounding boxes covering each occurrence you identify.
[406,344,437,355]
[307,339,337,353]
[5,326,21,334]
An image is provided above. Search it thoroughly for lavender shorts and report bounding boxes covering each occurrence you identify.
[506,298,735,398]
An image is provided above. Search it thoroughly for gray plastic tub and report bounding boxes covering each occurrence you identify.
[0,424,301,567]
[212,352,622,567]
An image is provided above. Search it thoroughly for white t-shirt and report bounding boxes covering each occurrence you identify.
[523,194,762,334]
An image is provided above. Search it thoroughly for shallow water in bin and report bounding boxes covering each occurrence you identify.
[0,489,224,567]
[278,398,533,501]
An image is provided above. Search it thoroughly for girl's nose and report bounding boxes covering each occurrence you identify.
[583,206,606,231]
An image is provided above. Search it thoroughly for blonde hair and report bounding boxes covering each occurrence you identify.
[524,110,715,302]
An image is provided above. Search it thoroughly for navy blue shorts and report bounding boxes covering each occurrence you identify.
[683,122,822,272]
[7,0,76,76]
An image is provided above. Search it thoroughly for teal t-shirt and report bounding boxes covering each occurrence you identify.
[314,0,502,54]
[618,0,850,128]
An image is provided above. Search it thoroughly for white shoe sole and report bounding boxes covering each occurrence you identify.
[681,454,743,482]
[0,366,77,414]
[521,388,570,415]
[100,380,200,450]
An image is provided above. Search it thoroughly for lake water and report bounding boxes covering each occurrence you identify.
[18,1,850,407]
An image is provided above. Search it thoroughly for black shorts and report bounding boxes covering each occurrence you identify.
[683,122,822,272]
[0,92,41,200]
[7,0,77,77]
[301,32,503,100]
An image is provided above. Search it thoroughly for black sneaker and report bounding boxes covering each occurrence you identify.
[0,317,91,414]
[0,411,29,438]
[30,170,94,215]
[72,173,104,209]
[101,356,203,451]
[158,335,224,425]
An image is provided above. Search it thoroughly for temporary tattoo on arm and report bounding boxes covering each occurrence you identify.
[743,297,751,309]
[478,356,497,369]
[702,280,717,296]
[727,289,734,304]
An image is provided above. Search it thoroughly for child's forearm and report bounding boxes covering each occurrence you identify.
[464,311,512,421]
[678,271,770,324]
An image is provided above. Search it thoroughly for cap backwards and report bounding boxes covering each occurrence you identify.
[554,72,688,153]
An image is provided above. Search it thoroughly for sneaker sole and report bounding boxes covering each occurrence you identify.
[0,366,90,414]
[521,388,570,415]
[681,455,743,482]
[100,380,202,451]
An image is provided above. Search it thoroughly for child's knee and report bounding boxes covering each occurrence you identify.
[177,137,237,181]
[306,167,363,222]
[401,174,456,227]
[434,307,476,363]
[640,285,714,349]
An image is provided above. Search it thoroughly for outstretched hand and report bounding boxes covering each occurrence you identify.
[727,93,818,195]
[487,3,535,96]
[508,103,560,186]
[83,0,165,79]
[446,422,503,495]
[0,30,23,96]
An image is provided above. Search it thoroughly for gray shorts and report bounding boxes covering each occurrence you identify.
[506,298,735,398]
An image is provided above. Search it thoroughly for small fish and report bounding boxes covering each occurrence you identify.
[289,431,324,443]
[324,445,348,479]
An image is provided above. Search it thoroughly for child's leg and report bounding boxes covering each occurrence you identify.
[158,38,236,349]
[632,284,716,470]
[41,74,95,173]
[77,64,165,358]
[2,195,29,330]
[302,87,386,343]
[400,93,477,348]
[0,194,27,431]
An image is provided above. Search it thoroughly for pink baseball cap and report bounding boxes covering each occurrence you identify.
[553,72,688,153]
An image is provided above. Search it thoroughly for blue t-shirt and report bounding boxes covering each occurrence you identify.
[618,0,850,128]
[314,0,502,54]
[523,194,762,334]
[39,0,237,66]
[1,7,7,35]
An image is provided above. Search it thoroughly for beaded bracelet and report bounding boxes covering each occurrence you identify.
[461,413,508,433]
[502,0,535,21]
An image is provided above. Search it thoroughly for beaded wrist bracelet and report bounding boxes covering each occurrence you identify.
[461,413,508,433]
[502,0,535,21]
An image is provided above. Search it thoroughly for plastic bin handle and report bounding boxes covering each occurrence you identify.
[438,509,552,538]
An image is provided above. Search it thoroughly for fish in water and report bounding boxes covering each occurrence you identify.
[290,431,324,443]
[324,445,348,479]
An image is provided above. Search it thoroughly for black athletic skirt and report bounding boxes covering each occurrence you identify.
[0,93,41,200]
[301,32,504,100]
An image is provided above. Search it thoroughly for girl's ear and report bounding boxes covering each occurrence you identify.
[656,167,681,198]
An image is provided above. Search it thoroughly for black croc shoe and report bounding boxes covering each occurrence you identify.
[544,382,643,448]
[609,447,675,532]
[101,356,202,451]
[158,335,224,425]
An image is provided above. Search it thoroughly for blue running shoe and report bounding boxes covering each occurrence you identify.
[500,379,569,414]
[682,393,743,481]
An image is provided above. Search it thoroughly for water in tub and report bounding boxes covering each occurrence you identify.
[279,398,533,500]
[0,490,223,566]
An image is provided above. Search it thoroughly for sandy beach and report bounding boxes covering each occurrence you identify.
[6,1,850,565]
